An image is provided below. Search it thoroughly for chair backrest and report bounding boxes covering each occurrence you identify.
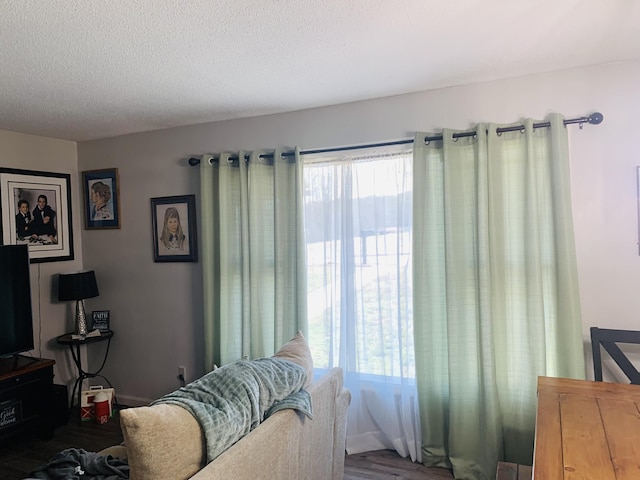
[590,327,640,384]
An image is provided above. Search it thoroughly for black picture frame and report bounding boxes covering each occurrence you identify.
[91,310,111,333]
[82,168,121,229]
[151,194,198,263]
[0,168,74,263]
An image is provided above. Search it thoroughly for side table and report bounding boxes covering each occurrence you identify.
[56,330,114,418]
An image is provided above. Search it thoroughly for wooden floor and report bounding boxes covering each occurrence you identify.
[345,450,454,480]
[0,410,124,480]
[0,408,453,480]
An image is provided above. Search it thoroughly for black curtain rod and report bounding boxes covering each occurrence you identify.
[188,112,603,166]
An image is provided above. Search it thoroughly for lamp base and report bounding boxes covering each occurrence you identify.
[75,299,88,337]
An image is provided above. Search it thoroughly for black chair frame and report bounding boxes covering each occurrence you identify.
[590,327,640,384]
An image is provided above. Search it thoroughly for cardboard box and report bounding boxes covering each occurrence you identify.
[80,386,115,422]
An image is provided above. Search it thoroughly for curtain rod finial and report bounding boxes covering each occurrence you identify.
[588,112,604,125]
[188,157,201,166]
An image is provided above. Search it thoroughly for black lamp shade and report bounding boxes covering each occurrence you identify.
[58,271,99,301]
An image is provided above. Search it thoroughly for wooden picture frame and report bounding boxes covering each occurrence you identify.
[82,168,121,229]
[91,310,111,333]
[151,194,198,262]
[0,168,74,263]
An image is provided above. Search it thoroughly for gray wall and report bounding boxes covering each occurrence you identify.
[3,60,638,405]
[0,130,82,388]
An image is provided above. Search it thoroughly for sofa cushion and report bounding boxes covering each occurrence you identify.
[119,403,205,480]
[272,331,314,387]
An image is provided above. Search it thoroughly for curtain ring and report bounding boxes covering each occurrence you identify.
[226,157,234,164]
[497,130,503,136]
[208,157,214,166]
[424,140,430,146]
[520,127,526,134]
[452,134,459,142]
[579,121,584,130]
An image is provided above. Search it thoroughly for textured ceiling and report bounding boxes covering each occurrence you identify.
[1,0,639,142]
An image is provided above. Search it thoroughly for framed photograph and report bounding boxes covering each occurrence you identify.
[151,194,198,262]
[0,168,74,263]
[91,310,110,333]
[82,168,121,229]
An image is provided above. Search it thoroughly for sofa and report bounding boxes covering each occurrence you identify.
[102,333,351,480]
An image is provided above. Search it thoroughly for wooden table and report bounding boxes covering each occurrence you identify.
[534,376,640,479]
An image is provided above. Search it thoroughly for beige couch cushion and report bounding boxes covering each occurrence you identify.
[272,331,314,387]
[119,403,205,480]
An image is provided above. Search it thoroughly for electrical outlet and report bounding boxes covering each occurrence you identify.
[178,366,186,387]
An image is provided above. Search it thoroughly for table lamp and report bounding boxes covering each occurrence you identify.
[58,271,99,337]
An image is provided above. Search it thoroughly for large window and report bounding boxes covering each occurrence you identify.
[302,146,420,457]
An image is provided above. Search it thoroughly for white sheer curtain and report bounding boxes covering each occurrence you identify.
[199,149,307,369]
[303,146,421,461]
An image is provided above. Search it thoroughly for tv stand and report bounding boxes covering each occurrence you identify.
[0,357,55,443]
[0,354,41,375]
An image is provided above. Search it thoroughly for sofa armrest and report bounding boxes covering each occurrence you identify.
[189,409,302,480]
[332,386,351,480]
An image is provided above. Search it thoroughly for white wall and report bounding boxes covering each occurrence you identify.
[77,60,640,403]
[0,130,82,389]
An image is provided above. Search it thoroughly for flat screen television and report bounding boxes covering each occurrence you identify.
[0,244,35,358]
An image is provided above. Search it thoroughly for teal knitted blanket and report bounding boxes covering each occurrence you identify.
[151,357,313,463]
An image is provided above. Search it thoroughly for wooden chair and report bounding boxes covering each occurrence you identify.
[590,327,640,384]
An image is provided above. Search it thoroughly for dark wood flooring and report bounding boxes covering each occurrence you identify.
[0,408,453,480]
[344,450,454,480]
[0,409,124,480]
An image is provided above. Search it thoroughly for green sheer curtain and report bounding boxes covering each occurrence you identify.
[412,114,585,480]
[199,148,307,369]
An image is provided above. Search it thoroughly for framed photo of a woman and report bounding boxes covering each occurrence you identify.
[151,194,198,262]
[82,168,121,229]
[0,168,74,263]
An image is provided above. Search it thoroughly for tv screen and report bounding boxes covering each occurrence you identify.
[0,244,34,357]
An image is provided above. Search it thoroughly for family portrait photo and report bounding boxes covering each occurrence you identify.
[0,168,74,263]
[15,189,59,245]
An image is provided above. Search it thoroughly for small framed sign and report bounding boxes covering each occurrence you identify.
[91,310,110,333]
[0,399,22,431]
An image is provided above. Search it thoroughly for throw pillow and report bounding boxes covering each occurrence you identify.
[120,403,205,480]
[272,330,314,387]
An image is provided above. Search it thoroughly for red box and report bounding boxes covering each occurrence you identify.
[80,386,114,421]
